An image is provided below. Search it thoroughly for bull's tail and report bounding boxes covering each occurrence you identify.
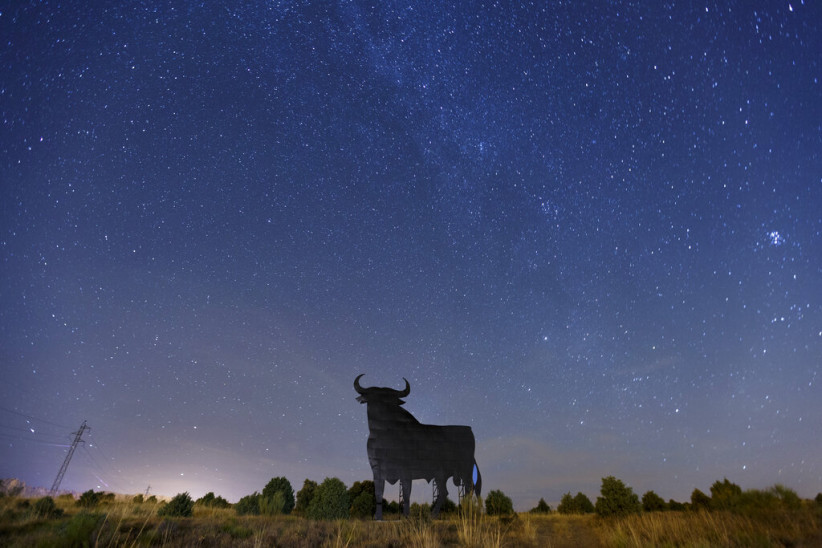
[472,459,482,497]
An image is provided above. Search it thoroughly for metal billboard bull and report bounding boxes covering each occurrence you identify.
[354,374,481,519]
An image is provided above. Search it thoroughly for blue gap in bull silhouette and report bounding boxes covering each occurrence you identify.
[354,374,482,520]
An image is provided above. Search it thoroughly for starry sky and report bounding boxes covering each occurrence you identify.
[1,1,820,510]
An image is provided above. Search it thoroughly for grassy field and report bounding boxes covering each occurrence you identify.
[1,494,821,547]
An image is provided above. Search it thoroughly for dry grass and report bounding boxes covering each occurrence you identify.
[598,507,822,547]
[1,495,820,547]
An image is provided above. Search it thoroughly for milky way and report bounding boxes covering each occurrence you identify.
[2,2,820,509]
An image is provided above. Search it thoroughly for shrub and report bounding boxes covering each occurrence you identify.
[132,494,144,504]
[439,497,458,516]
[668,499,686,511]
[61,512,102,545]
[690,488,711,511]
[409,502,430,519]
[485,489,514,516]
[595,476,641,517]
[33,496,63,518]
[262,477,295,514]
[642,490,667,512]
[77,490,101,508]
[294,479,317,515]
[530,498,551,513]
[350,490,375,519]
[196,491,230,508]
[259,490,285,515]
[558,491,594,514]
[157,492,194,517]
[347,481,375,518]
[710,478,742,510]
[235,492,261,515]
[308,477,349,520]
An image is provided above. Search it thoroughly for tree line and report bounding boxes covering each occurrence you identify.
[21,475,822,519]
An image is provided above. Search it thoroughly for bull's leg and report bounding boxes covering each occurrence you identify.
[373,473,384,521]
[400,477,411,517]
[431,477,448,518]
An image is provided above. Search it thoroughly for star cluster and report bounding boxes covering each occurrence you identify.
[2,1,820,508]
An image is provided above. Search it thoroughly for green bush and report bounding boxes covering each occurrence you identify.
[439,497,458,516]
[196,491,231,508]
[308,477,349,520]
[60,512,102,546]
[77,490,101,508]
[262,477,295,514]
[33,496,64,518]
[690,488,711,511]
[642,490,667,512]
[485,489,514,516]
[347,481,376,518]
[558,491,594,514]
[259,490,285,515]
[595,476,641,517]
[710,478,742,510]
[294,479,317,515]
[530,498,551,513]
[350,490,375,519]
[235,492,261,515]
[668,499,686,511]
[410,502,431,519]
[157,492,194,517]
[132,494,144,504]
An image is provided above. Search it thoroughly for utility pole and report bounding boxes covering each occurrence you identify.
[145,485,151,497]
[50,420,89,496]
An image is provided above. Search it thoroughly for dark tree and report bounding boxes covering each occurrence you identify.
[709,478,742,510]
[235,492,261,515]
[642,490,667,512]
[690,488,711,511]
[595,476,641,517]
[558,491,594,514]
[485,489,514,516]
[308,478,349,520]
[77,490,101,508]
[295,479,318,515]
[439,497,458,516]
[158,492,194,517]
[132,494,144,504]
[348,481,376,518]
[530,498,551,513]
[262,477,295,514]
[196,491,231,508]
[668,499,686,511]
[33,496,63,518]
[814,493,822,506]
[574,492,595,513]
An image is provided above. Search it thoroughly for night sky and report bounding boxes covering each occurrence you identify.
[2,1,821,510]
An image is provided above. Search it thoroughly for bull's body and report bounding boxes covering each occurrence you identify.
[355,375,481,519]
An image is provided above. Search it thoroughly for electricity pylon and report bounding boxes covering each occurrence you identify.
[50,420,89,495]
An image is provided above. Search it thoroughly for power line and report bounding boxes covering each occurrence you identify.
[0,405,73,430]
[0,432,70,447]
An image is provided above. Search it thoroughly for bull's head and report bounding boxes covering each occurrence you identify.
[354,374,410,405]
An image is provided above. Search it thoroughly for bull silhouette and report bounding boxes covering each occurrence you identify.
[354,374,481,519]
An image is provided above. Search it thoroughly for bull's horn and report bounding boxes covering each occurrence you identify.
[397,378,410,397]
[354,374,367,394]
